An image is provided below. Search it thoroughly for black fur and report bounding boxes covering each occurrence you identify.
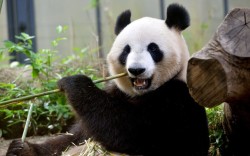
[7,75,209,156]
[119,44,131,65]
[115,10,131,35]
[147,42,164,63]
[165,3,190,30]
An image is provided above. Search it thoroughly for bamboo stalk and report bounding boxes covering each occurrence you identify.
[0,89,60,106]
[21,103,34,142]
[0,73,127,106]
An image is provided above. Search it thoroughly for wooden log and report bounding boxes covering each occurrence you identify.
[187,7,250,155]
[187,7,250,108]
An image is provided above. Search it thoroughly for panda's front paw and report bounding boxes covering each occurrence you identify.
[6,139,36,156]
[57,74,95,94]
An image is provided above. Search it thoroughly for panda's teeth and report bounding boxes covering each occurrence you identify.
[134,79,146,87]
[130,77,152,90]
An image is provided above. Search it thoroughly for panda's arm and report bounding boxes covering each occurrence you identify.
[57,75,139,150]
[57,74,133,117]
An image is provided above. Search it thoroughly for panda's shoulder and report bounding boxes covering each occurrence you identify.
[162,79,189,93]
[159,79,195,102]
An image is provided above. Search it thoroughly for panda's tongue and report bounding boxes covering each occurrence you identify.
[133,79,147,87]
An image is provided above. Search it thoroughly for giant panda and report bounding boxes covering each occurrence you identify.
[6,3,209,156]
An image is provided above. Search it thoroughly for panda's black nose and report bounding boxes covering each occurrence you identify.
[128,68,145,76]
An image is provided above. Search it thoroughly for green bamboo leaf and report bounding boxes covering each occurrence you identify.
[32,68,39,78]
[8,120,25,127]
[14,45,25,52]
[4,40,15,49]
[56,25,68,34]
[56,37,67,41]
[56,25,63,34]
[15,35,25,41]
[51,40,58,47]
[0,83,16,89]
[21,33,35,40]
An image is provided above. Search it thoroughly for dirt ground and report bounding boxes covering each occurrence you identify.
[0,136,51,156]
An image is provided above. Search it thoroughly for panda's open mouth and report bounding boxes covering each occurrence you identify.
[130,78,152,90]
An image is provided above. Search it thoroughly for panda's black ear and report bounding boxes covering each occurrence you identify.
[165,3,190,31]
[115,10,131,35]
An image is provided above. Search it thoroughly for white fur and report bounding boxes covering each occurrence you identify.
[126,51,155,79]
[107,17,190,96]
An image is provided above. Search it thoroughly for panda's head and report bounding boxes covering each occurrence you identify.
[107,3,190,96]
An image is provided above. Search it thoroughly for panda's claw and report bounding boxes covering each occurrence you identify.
[6,140,34,156]
[6,140,24,155]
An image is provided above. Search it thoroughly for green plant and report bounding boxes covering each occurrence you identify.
[0,26,101,138]
[206,104,225,156]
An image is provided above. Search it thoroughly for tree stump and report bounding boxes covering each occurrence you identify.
[187,8,250,108]
[187,7,250,155]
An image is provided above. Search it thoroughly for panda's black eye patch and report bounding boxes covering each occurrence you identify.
[147,42,163,63]
[119,44,131,65]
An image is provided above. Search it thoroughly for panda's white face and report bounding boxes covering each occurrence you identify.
[107,4,190,96]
